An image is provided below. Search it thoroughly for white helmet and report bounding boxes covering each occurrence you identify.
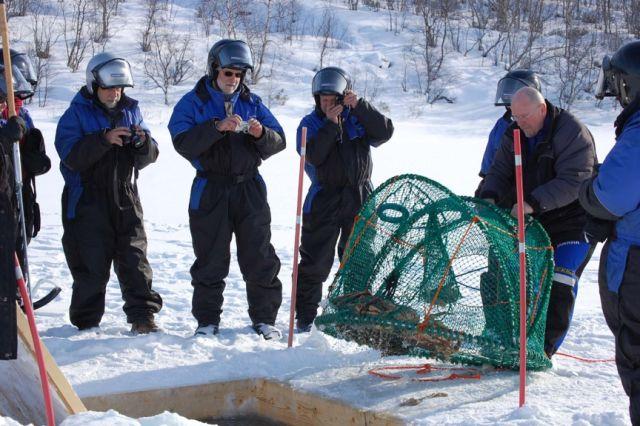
[85,52,134,94]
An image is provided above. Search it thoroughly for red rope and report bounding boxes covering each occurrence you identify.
[555,352,615,363]
[368,363,482,382]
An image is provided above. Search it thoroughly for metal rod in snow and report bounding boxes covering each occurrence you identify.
[14,253,56,426]
[288,127,307,348]
[514,129,528,407]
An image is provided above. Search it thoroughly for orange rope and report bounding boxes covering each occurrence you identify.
[418,217,478,332]
[555,352,615,363]
[368,363,481,382]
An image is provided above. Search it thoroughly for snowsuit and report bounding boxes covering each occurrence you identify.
[55,87,162,329]
[0,120,21,359]
[480,100,597,356]
[295,101,394,327]
[579,102,640,425]
[168,77,285,328]
[480,110,512,177]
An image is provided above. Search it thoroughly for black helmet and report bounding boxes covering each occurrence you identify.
[311,67,351,96]
[0,48,37,91]
[0,64,35,100]
[494,69,542,106]
[596,40,640,107]
[207,39,253,78]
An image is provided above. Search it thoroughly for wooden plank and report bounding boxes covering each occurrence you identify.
[15,304,86,415]
[0,306,85,424]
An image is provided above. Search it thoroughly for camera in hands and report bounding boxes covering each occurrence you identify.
[120,125,145,149]
[236,121,250,133]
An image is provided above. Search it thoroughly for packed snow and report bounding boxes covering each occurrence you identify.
[1,0,631,424]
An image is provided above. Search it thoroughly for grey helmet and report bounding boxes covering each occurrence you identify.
[494,69,542,106]
[312,67,351,97]
[85,52,134,95]
[0,49,37,90]
[596,40,640,107]
[207,39,253,78]
[0,64,35,100]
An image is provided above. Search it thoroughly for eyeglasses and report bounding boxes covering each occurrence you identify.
[512,108,537,122]
[221,70,244,78]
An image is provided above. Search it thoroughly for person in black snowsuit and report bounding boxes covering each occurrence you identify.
[168,39,286,340]
[479,87,597,357]
[54,53,162,334]
[0,114,26,360]
[580,40,640,425]
[294,67,394,332]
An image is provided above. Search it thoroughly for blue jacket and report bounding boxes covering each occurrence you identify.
[480,113,511,177]
[296,101,393,213]
[55,87,157,219]
[168,77,285,210]
[591,110,640,292]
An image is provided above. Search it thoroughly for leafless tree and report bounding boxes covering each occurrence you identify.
[315,7,347,68]
[144,31,194,105]
[623,0,640,37]
[62,0,92,72]
[30,2,60,60]
[346,0,359,10]
[237,0,274,83]
[141,0,166,52]
[5,0,31,17]
[92,0,120,43]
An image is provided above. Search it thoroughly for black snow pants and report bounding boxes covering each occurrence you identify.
[599,242,640,426]
[61,184,162,329]
[296,185,370,326]
[189,174,282,327]
[0,190,17,359]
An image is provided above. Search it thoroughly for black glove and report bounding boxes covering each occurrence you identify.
[584,214,616,244]
[5,116,27,142]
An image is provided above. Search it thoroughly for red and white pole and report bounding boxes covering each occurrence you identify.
[288,127,307,348]
[513,129,527,407]
[15,253,55,426]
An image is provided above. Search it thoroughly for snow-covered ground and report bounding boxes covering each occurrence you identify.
[2,0,632,424]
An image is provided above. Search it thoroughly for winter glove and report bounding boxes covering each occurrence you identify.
[4,116,27,142]
[584,214,616,244]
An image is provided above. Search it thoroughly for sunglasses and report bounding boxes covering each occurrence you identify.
[222,70,244,78]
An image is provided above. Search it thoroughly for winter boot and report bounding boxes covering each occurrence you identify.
[194,324,219,337]
[253,323,282,340]
[296,320,312,333]
[131,318,159,334]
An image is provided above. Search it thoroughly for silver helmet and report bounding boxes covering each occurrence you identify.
[85,52,134,94]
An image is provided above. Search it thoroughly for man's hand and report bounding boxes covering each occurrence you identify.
[5,116,26,141]
[326,104,344,124]
[104,127,130,146]
[343,90,358,109]
[216,114,243,132]
[247,118,263,138]
[510,201,533,218]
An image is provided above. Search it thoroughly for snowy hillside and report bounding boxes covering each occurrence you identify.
[1,0,633,424]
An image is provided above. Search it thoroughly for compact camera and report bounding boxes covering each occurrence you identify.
[236,121,250,133]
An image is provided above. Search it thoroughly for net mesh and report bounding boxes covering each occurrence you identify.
[315,174,554,370]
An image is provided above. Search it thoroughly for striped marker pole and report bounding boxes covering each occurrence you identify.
[514,129,528,407]
[288,127,307,348]
[14,252,55,426]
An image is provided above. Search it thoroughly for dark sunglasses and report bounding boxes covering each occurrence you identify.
[222,70,244,78]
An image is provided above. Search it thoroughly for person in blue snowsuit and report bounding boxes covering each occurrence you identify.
[55,53,162,334]
[480,87,597,358]
[579,40,640,425]
[168,39,285,340]
[477,70,541,195]
[293,67,394,332]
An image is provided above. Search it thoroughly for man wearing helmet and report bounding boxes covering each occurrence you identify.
[168,39,286,340]
[0,50,51,254]
[477,70,541,193]
[293,67,394,332]
[479,86,597,358]
[54,52,162,334]
[579,40,640,425]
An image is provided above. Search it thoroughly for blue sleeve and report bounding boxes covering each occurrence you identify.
[168,95,197,139]
[54,107,84,161]
[20,109,34,130]
[593,128,640,217]
[480,117,509,176]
